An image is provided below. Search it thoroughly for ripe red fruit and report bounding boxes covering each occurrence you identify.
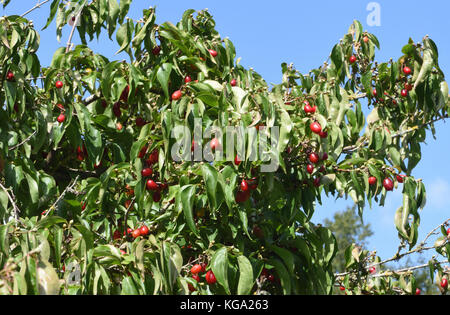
[124,199,132,209]
[396,174,406,183]
[120,249,126,255]
[113,102,121,118]
[55,80,63,89]
[81,202,86,211]
[313,177,321,187]
[125,228,133,236]
[56,103,65,111]
[136,117,146,127]
[415,288,421,295]
[6,71,14,81]
[171,90,182,101]
[191,264,202,274]
[57,114,65,123]
[120,85,130,102]
[184,76,192,83]
[235,190,250,203]
[230,79,237,86]
[321,152,328,161]
[441,278,448,289]
[240,179,249,192]
[116,122,123,131]
[138,145,148,158]
[152,46,161,55]
[210,138,220,151]
[141,167,153,177]
[310,122,322,134]
[368,176,377,186]
[447,228,450,236]
[369,266,376,274]
[200,263,207,273]
[146,179,159,191]
[147,150,159,165]
[383,178,394,191]
[113,230,121,240]
[349,55,357,64]
[208,49,218,57]
[267,274,275,283]
[405,83,413,91]
[131,229,141,238]
[309,153,320,164]
[363,36,369,43]
[192,274,200,282]
[234,155,242,166]
[340,286,345,291]
[319,130,328,139]
[304,104,313,114]
[139,225,149,236]
[306,164,314,174]
[372,89,377,97]
[152,191,162,203]
[188,283,196,292]
[403,66,412,75]
[401,89,408,97]
[205,270,217,284]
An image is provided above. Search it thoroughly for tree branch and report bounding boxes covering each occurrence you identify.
[43,175,80,218]
[20,0,50,18]
[0,181,20,222]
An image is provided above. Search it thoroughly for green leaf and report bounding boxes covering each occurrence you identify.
[156,63,173,99]
[236,255,254,295]
[211,247,230,294]
[177,185,198,236]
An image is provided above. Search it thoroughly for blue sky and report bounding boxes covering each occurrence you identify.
[5,1,450,266]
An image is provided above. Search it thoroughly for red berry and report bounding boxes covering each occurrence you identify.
[55,81,63,89]
[267,274,275,283]
[57,114,65,123]
[208,49,218,57]
[310,122,322,134]
[234,155,242,166]
[184,76,192,83]
[304,104,313,114]
[415,288,421,295]
[6,71,14,81]
[368,176,377,186]
[340,286,345,291]
[131,229,141,238]
[146,179,159,191]
[136,117,146,127]
[124,199,132,209]
[405,83,413,91]
[235,190,250,203]
[124,228,133,236]
[396,174,406,183]
[152,191,162,203]
[116,122,123,131]
[188,283,195,292]
[152,46,161,55]
[210,138,220,151]
[191,264,202,274]
[313,177,321,187]
[171,90,182,101]
[141,168,153,177]
[306,164,314,174]
[363,36,369,43]
[139,225,149,236]
[81,202,86,211]
[120,85,130,102]
[319,130,328,138]
[240,179,249,192]
[401,89,408,97]
[349,55,357,64]
[309,153,320,164]
[120,249,126,255]
[205,270,217,284]
[321,152,328,161]
[383,178,394,191]
[192,274,200,282]
[441,278,448,289]
[372,89,377,97]
[200,263,207,273]
[113,230,121,240]
[447,228,450,236]
[147,150,159,165]
[369,266,376,274]
[138,145,148,159]
[230,79,237,86]
[403,66,412,75]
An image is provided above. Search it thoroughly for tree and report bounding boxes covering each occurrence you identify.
[324,206,373,273]
[0,0,449,295]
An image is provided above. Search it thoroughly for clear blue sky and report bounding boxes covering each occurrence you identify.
[5,1,450,266]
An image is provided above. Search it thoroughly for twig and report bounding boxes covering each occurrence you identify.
[66,5,85,53]
[9,130,37,151]
[0,181,20,222]
[370,260,449,279]
[20,0,50,18]
[43,175,80,218]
